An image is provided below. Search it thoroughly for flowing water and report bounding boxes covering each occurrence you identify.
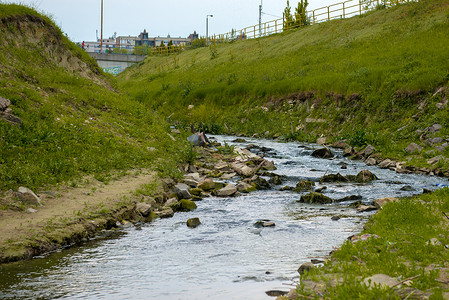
[1,136,446,299]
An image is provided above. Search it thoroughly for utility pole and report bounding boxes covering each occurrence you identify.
[259,0,263,37]
[100,0,103,53]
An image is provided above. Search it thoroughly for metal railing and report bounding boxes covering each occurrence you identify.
[148,0,418,56]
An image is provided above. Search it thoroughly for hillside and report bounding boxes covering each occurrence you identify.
[0,4,186,192]
[118,0,449,171]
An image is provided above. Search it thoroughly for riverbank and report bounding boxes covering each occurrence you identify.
[280,188,449,299]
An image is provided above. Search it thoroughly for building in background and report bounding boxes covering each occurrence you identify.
[82,29,199,54]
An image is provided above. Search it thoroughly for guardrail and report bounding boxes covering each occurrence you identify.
[148,0,418,56]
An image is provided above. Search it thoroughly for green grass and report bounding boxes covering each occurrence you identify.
[0,4,189,191]
[118,0,449,169]
[296,188,449,298]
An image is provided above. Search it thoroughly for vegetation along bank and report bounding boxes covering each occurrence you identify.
[1,0,449,298]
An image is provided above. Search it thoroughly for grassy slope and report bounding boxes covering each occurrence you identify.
[0,4,188,193]
[118,0,449,169]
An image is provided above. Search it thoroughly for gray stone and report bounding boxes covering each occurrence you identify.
[298,262,314,275]
[373,197,399,209]
[362,145,375,157]
[197,179,216,191]
[378,159,395,169]
[186,217,201,228]
[184,173,202,187]
[357,205,377,212]
[343,147,354,157]
[365,158,377,166]
[436,142,448,152]
[0,96,11,111]
[363,274,400,289]
[428,238,442,246]
[215,184,237,197]
[165,198,179,207]
[174,183,192,199]
[231,162,254,176]
[221,172,237,179]
[236,182,256,193]
[17,187,41,206]
[26,208,38,214]
[429,137,444,145]
[427,156,443,165]
[136,202,152,217]
[332,140,350,149]
[214,161,231,172]
[317,137,327,145]
[311,147,334,159]
[430,124,443,133]
[405,143,422,153]
[154,208,174,218]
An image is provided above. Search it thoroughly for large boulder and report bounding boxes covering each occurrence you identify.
[298,262,315,275]
[174,183,192,199]
[214,184,238,197]
[17,187,41,206]
[154,207,174,218]
[353,170,378,183]
[243,175,270,190]
[311,147,334,159]
[299,192,334,204]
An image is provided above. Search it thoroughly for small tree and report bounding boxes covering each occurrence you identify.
[283,0,294,30]
[294,0,309,27]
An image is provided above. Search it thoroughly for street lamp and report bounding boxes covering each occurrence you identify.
[100,0,103,53]
[206,14,213,45]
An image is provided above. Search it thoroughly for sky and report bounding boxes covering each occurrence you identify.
[3,0,337,42]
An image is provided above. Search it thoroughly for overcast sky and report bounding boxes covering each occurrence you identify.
[3,0,336,42]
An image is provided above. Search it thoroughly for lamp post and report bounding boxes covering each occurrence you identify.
[206,14,213,45]
[100,0,103,53]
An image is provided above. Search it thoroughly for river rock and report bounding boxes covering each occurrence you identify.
[373,197,399,209]
[231,162,254,176]
[136,202,153,217]
[183,173,203,187]
[311,147,334,159]
[349,170,378,183]
[378,159,395,169]
[235,147,260,160]
[155,207,174,218]
[362,145,375,157]
[332,140,350,149]
[298,262,314,275]
[299,192,333,204]
[214,161,231,172]
[265,290,288,297]
[237,182,257,193]
[215,184,238,197]
[268,175,283,185]
[26,208,38,214]
[197,179,216,191]
[405,143,422,153]
[427,156,443,165]
[293,180,315,192]
[0,96,11,111]
[363,274,400,289]
[365,157,377,166]
[221,172,237,179]
[317,137,327,145]
[320,173,348,183]
[174,183,192,199]
[261,160,276,171]
[254,220,276,227]
[177,199,197,211]
[186,217,201,228]
[17,187,41,206]
[343,147,354,157]
[165,198,179,207]
[357,205,377,212]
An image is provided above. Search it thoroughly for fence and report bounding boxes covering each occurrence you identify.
[149,0,418,56]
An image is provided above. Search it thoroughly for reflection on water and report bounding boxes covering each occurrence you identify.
[0,136,445,299]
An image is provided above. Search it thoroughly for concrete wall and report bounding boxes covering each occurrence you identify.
[88,53,146,75]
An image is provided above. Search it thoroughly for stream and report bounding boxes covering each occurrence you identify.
[0,136,446,299]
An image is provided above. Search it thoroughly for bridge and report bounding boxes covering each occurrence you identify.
[88,53,146,75]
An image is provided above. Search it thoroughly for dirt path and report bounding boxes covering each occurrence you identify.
[0,169,159,261]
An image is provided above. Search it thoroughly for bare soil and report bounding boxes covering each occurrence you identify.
[0,169,159,263]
